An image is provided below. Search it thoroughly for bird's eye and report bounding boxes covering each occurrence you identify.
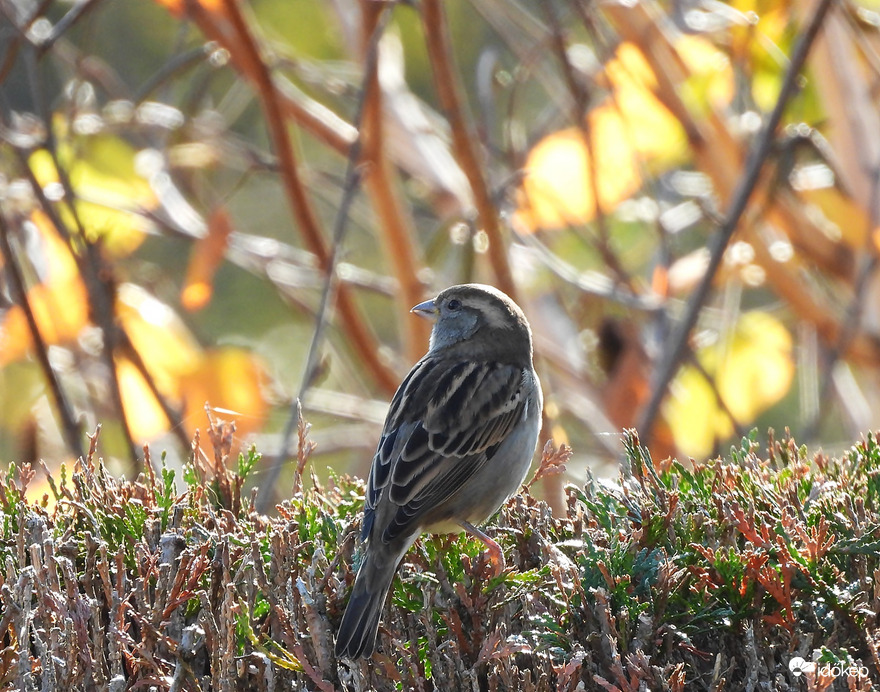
[447,298,462,311]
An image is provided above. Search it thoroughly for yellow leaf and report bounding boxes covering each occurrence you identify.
[29,129,157,257]
[115,294,269,442]
[117,357,171,441]
[605,43,689,165]
[516,43,687,230]
[798,186,871,248]
[664,311,794,458]
[677,35,735,112]
[116,283,204,396]
[516,126,641,230]
[716,312,794,421]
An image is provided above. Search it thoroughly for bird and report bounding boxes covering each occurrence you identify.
[334,283,543,660]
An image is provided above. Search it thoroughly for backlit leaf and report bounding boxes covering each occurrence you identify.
[181,206,234,311]
[117,357,172,441]
[664,311,794,458]
[179,348,270,441]
[516,43,687,231]
[29,129,157,257]
[116,283,204,396]
[154,0,223,17]
[0,211,90,365]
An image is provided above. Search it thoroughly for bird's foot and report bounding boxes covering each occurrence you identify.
[459,520,506,579]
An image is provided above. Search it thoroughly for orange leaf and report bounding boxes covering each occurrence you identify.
[116,283,204,395]
[179,348,270,440]
[181,207,234,311]
[0,211,90,365]
[154,0,223,17]
[117,357,172,441]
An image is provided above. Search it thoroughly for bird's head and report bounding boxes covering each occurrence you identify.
[411,284,533,362]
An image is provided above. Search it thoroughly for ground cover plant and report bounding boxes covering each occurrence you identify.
[2,418,879,690]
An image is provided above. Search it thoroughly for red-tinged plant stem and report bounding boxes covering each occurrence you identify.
[421,0,517,301]
[188,0,399,395]
[360,0,430,363]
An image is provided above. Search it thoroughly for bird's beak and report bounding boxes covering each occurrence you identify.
[410,298,439,321]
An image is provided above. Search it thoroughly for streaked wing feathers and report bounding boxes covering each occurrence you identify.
[363,356,528,544]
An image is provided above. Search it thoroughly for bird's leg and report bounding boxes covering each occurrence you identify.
[459,521,505,578]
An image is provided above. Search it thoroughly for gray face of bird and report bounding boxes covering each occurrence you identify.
[428,298,480,351]
[412,284,533,363]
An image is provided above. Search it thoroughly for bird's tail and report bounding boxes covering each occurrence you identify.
[335,551,398,659]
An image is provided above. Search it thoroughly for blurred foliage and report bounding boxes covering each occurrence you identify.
[3,423,880,688]
[1,0,880,507]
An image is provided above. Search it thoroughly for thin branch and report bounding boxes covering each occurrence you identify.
[189,0,398,395]
[10,138,138,469]
[37,0,103,56]
[12,84,140,469]
[541,1,636,292]
[636,0,836,441]
[134,43,217,103]
[256,5,392,513]
[421,0,517,299]
[0,209,84,460]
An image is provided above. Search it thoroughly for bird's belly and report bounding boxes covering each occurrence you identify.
[423,408,540,533]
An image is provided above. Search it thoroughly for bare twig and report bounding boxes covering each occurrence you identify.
[636,0,836,442]
[37,0,103,56]
[541,1,636,291]
[256,5,391,512]
[12,117,139,468]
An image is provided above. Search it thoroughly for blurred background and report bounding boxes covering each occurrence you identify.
[1,0,878,508]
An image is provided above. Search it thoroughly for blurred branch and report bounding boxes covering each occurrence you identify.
[187,0,399,396]
[275,76,357,156]
[542,1,636,292]
[636,0,836,441]
[135,43,219,103]
[0,209,84,460]
[257,4,392,512]
[11,37,141,467]
[804,251,880,439]
[605,0,855,284]
[359,5,429,361]
[422,0,517,299]
[514,230,660,311]
[15,151,139,469]
[36,0,103,56]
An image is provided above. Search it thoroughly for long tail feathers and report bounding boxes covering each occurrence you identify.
[335,555,395,659]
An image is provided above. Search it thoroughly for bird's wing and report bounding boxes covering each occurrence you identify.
[363,357,530,544]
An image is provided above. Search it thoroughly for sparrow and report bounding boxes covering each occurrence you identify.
[334,283,543,659]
